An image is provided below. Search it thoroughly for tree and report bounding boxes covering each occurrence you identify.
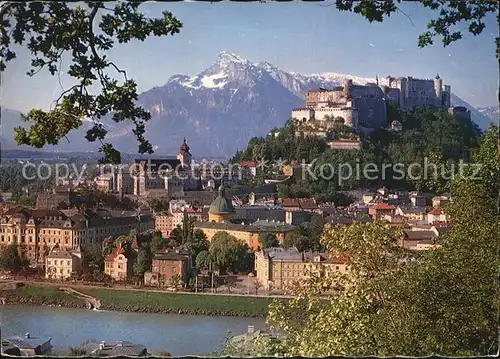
[195,250,212,270]
[1,2,182,163]
[150,197,169,213]
[114,234,131,249]
[253,278,263,295]
[334,1,499,61]
[267,221,409,357]
[181,211,196,244]
[184,229,209,261]
[209,231,252,274]
[69,347,88,356]
[170,274,182,291]
[151,232,166,253]
[134,243,152,280]
[224,275,237,294]
[258,233,279,249]
[83,243,104,270]
[0,243,23,272]
[101,236,115,256]
[282,233,311,252]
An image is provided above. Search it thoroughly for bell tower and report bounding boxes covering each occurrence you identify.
[177,137,192,169]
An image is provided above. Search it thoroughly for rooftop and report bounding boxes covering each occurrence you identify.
[209,184,235,214]
[261,247,347,264]
[80,340,147,357]
[195,220,296,233]
[403,230,436,241]
[5,334,51,350]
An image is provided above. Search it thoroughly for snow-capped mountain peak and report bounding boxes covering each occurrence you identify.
[216,50,249,66]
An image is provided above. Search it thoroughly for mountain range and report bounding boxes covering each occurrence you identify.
[1,51,496,158]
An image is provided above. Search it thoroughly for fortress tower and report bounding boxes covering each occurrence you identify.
[343,78,353,99]
[434,74,443,105]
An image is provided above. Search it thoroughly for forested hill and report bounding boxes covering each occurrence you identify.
[232,105,485,199]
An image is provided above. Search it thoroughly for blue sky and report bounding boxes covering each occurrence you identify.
[1,1,498,112]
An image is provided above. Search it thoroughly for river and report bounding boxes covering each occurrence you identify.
[0,305,266,356]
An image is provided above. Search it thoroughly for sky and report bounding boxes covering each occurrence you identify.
[1,1,498,112]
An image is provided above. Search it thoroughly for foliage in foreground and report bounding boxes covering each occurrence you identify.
[267,126,499,357]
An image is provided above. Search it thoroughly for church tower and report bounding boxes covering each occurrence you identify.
[177,137,192,169]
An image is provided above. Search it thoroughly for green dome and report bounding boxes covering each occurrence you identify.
[209,183,235,214]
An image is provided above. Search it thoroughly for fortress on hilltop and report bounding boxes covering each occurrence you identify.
[292,74,454,142]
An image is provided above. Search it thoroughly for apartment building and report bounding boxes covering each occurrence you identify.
[0,207,153,264]
[144,248,192,286]
[45,247,83,280]
[255,247,348,290]
[105,247,137,281]
[155,207,208,237]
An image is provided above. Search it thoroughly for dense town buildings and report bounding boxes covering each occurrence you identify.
[0,207,153,264]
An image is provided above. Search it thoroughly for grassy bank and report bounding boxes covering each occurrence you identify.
[82,288,271,317]
[1,285,271,318]
[0,285,87,308]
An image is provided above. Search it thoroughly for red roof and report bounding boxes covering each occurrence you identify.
[429,208,444,215]
[185,207,200,213]
[298,198,318,210]
[282,198,300,207]
[331,256,348,264]
[239,161,260,168]
[106,247,125,261]
[374,203,395,210]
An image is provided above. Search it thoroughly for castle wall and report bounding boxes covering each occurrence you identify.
[327,140,362,150]
[313,107,355,127]
[292,108,314,121]
[306,89,345,107]
[353,97,387,128]
[385,75,451,109]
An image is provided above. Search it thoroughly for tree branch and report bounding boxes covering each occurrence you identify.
[396,5,415,27]
[108,61,128,82]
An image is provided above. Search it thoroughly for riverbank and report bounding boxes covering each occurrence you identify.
[0,285,272,318]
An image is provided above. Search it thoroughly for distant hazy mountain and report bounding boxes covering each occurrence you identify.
[1,51,494,157]
[476,105,499,127]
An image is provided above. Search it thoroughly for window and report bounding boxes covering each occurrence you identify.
[54,260,58,265]
[67,260,70,266]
